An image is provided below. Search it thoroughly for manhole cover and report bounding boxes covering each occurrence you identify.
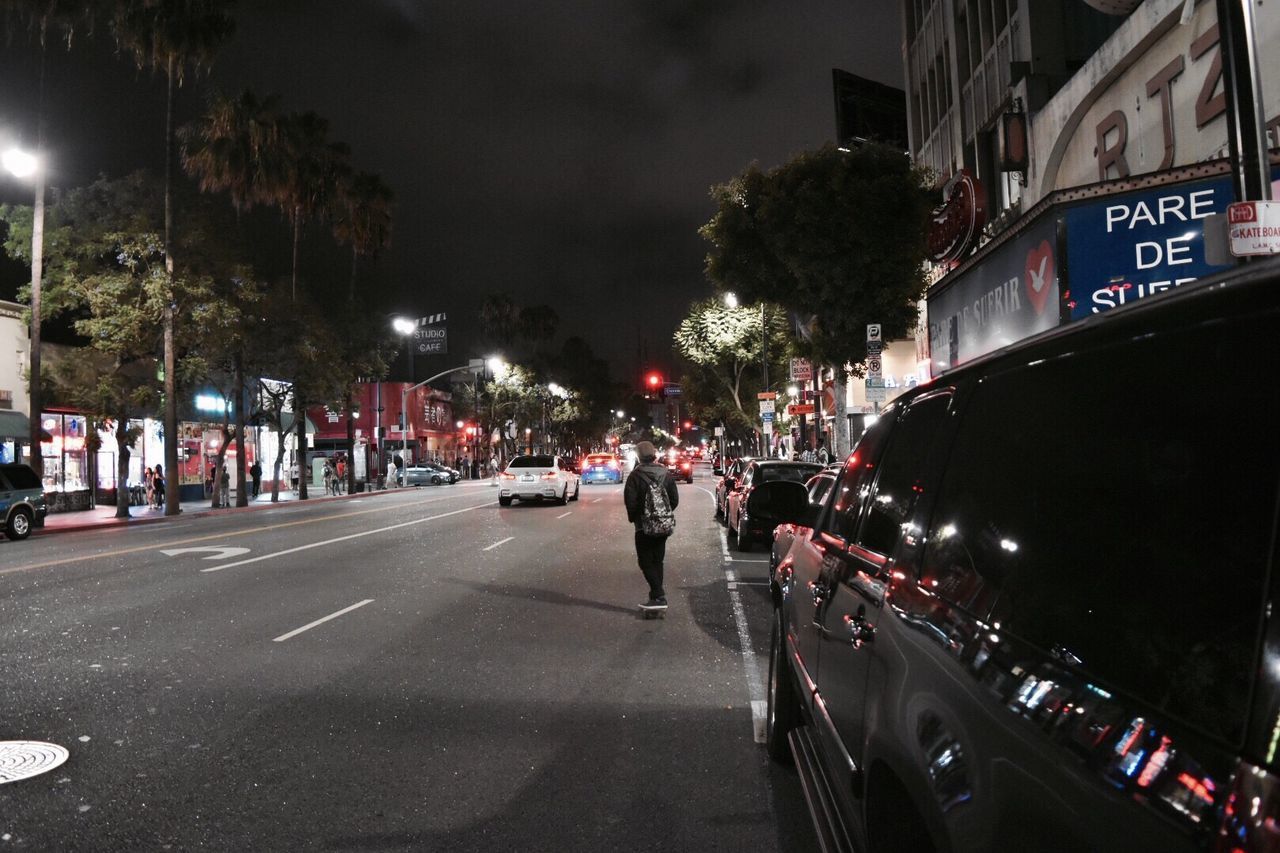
[0,741,70,784]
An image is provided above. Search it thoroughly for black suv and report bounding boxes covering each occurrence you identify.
[1,463,48,540]
[766,259,1280,852]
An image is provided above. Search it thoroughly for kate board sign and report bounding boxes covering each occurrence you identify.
[1228,202,1280,257]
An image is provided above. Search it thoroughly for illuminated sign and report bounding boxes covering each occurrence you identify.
[195,394,232,414]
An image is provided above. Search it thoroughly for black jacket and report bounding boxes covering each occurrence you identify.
[624,461,680,527]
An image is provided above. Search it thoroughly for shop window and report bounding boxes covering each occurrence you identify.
[0,389,12,410]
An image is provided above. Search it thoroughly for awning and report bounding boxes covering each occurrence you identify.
[0,410,30,440]
[279,412,318,435]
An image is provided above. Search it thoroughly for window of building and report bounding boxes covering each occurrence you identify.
[921,319,1278,744]
[0,389,11,410]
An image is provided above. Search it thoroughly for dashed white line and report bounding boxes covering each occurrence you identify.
[591,498,602,504]
[555,511,572,519]
[483,536,514,551]
[201,501,493,572]
[273,599,373,642]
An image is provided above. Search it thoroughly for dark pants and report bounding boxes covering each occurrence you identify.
[634,530,668,600]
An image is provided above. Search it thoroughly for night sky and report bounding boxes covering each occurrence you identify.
[0,1,902,381]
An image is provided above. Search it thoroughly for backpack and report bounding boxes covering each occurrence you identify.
[640,472,676,538]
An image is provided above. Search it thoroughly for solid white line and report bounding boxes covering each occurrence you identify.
[483,536,514,551]
[273,599,373,642]
[201,501,492,572]
[556,511,572,519]
[591,498,602,504]
[727,558,769,564]
[720,523,767,743]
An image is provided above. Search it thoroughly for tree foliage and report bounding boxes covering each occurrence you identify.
[701,143,932,369]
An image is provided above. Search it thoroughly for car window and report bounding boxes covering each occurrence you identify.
[741,464,755,488]
[759,464,821,483]
[2,465,39,490]
[822,412,895,541]
[509,456,554,468]
[920,322,1278,745]
[808,475,833,505]
[854,393,951,556]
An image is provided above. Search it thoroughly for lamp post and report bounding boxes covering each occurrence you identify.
[402,359,504,474]
[4,146,44,479]
[725,292,768,455]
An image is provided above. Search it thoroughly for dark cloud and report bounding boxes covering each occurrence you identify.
[0,0,904,379]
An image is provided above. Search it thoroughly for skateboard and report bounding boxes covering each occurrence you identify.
[638,603,668,619]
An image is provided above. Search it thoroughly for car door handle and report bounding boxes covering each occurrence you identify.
[809,580,830,603]
[844,613,875,644]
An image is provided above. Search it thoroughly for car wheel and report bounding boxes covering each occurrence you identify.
[431,476,442,485]
[6,507,33,541]
[498,496,512,507]
[766,609,801,763]
[734,526,752,552]
[570,482,580,502]
[555,486,568,506]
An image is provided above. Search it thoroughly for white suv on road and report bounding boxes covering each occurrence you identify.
[498,455,580,506]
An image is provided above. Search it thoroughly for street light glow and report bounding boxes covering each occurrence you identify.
[615,410,624,418]
[486,356,508,377]
[3,147,38,178]
[723,292,739,308]
[391,316,415,336]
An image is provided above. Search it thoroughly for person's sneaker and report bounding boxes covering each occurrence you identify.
[646,597,667,607]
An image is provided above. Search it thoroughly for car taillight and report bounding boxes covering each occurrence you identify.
[541,471,558,480]
[500,472,516,480]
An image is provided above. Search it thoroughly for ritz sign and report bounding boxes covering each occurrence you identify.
[1047,2,1280,191]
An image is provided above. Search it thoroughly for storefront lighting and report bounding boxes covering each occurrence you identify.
[195,394,231,414]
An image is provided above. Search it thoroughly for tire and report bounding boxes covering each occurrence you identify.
[570,482,580,502]
[498,496,512,507]
[766,609,801,762]
[734,526,752,552]
[6,507,33,541]
[555,486,568,506]
[431,476,443,486]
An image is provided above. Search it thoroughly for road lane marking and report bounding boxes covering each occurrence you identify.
[726,558,769,564]
[483,537,514,551]
[273,599,374,642]
[591,498,602,504]
[201,501,493,572]
[2,493,464,576]
[159,546,250,560]
[717,509,767,744]
[555,511,572,519]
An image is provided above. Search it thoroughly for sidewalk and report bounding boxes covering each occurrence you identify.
[35,479,498,536]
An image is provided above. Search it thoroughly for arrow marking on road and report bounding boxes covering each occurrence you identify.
[159,546,251,561]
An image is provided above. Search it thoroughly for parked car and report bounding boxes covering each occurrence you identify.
[769,469,838,580]
[498,455,580,506]
[580,453,623,484]
[765,259,1280,853]
[724,460,820,551]
[713,457,751,523]
[0,463,47,540]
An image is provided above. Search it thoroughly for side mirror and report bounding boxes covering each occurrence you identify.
[713,467,724,477]
[746,481,811,527]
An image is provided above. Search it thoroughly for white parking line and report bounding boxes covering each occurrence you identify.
[483,536,514,551]
[273,599,373,642]
[201,501,493,573]
[696,484,767,743]
[555,511,572,519]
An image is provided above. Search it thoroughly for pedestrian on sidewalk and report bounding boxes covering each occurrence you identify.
[386,457,398,489]
[144,466,155,509]
[335,456,346,494]
[219,465,231,507]
[154,464,165,508]
[623,441,679,608]
[250,460,262,498]
[323,459,335,495]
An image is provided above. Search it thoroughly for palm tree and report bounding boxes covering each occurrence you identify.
[179,88,283,216]
[1,1,103,482]
[276,111,350,303]
[331,171,393,302]
[111,0,236,516]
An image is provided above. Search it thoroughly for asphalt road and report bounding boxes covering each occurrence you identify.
[0,467,818,852]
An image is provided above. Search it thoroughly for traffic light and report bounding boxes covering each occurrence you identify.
[646,372,662,389]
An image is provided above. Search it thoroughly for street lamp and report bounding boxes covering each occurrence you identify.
[401,358,502,473]
[4,145,44,479]
[391,315,416,382]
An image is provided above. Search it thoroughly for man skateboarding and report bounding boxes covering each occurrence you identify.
[624,441,679,614]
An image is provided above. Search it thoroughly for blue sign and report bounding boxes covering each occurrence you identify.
[1063,176,1234,321]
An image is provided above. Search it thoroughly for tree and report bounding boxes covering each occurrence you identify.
[701,143,932,455]
[674,298,789,449]
[1,172,215,518]
[478,293,520,352]
[331,170,393,302]
[179,88,285,216]
[111,0,236,516]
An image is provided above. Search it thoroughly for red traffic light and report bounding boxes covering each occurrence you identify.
[646,372,662,388]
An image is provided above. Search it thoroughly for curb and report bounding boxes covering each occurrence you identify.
[32,485,441,537]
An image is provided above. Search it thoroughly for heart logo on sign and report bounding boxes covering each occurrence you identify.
[1024,240,1055,316]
